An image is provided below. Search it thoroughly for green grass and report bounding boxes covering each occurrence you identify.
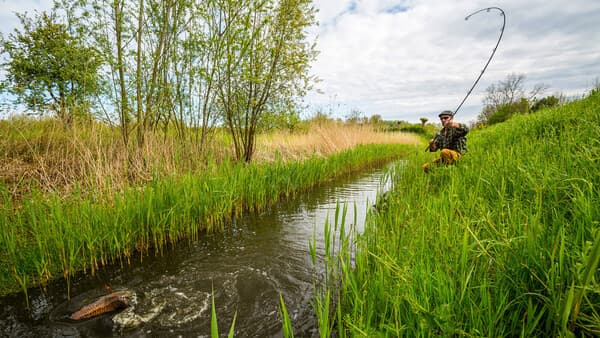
[279,293,295,338]
[321,91,600,336]
[0,143,412,298]
[211,286,237,338]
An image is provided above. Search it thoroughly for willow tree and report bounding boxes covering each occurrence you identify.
[0,11,101,126]
[57,0,223,150]
[215,0,318,162]
[54,0,186,145]
[48,0,317,158]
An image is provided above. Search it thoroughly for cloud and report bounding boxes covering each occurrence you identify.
[0,0,55,36]
[306,0,600,122]
[1,0,599,123]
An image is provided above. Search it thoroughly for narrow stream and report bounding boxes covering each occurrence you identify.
[0,164,393,337]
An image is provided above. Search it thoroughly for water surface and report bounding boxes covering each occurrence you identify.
[0,165,393,337]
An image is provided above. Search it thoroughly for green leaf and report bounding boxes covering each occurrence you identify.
[211,287,219,338]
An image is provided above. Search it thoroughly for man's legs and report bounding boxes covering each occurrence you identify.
[440,149,461,164]
[423,149,461,172]
[422,162,431,172]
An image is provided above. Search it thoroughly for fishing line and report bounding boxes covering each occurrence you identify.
[453,7,506,116]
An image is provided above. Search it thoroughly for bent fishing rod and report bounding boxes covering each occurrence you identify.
[453,6,506,116]
[425,7,505,152]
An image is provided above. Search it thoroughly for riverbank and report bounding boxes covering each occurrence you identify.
[0,143,417,298]
[0,120,418,203]
[0,156,393,337]
[322,90,600,336]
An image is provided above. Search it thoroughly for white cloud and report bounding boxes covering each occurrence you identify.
[1,0,599,123]
[0,0,55,36]
[306,0,600,122]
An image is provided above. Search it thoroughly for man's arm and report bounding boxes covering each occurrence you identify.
[448,122,469,136]
[429,132,441,152]
[428,138,437,152]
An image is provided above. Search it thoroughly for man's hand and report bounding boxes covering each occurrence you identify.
[428,138,436,151]
[448,121,461,128]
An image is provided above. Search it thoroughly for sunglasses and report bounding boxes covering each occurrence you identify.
[440,116,451,120]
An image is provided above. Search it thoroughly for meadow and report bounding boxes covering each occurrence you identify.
[0,119,420,300]
[318,90,600,336]
[0,118,416,201]
[4,90,597,337]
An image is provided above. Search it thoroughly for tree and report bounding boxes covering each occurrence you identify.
[56,0,195,146]
[419,117,428,127]
[113,0,130,145]
[257,107,301,132]
[1,11,101,126]
[346,108,366,125]
[487,98,529,125]
[478,73,548,125]
[531,95,560,112]
[48,0,317,159]
[369,114,384,129]
[483,73,526,109]
[215,0,318,162]
[309,110,334,126]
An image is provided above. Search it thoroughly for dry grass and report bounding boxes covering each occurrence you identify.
[0,118,419,201]
[254,122,421,162]
[0,118,229,200]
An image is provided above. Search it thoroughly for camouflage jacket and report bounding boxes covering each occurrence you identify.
[432,124,469,154]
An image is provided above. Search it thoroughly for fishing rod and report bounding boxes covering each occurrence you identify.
[425,7,505,152]
[453,6,506,116]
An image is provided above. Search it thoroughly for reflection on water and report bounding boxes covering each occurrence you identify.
[0,164,394,337]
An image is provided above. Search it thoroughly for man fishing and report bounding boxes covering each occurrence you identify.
[422,110,468,173]
[418,7,503,173]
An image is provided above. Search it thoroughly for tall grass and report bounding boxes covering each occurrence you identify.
[0,118,419,203]
[279,293,294,338]
[211,286,237,338]
[0,117,235,202]
[321,91,600,336]
[0,143,414,297]
[254,122,420,161]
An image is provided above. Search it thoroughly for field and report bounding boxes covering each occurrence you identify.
[0,119,417,200]
[3,91,597,337]
[319,90,600,336]
[0,120,420,299]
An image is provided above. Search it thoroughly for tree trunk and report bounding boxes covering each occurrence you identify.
[114,0,129,146]
[135,0,144,147]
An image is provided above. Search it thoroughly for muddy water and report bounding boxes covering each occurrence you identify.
[0,165,393,337]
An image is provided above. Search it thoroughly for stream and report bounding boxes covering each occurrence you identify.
[0,164,394,337]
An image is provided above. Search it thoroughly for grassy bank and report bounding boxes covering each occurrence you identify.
[0,143,416,298]
[323,91,600,336]
[254,122,419,161]
[0,119,419,202]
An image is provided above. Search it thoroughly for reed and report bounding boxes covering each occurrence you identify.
[255,121,420,162]
[210,287,237,338]
[0,117,239,203]
[319,91,600,336]
[1,118,419,205]
[279,293,294,338]
[0,143,414,297]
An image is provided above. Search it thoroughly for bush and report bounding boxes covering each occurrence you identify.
[531,95,560,112]
[398,124,426,134]
[488,98,530,125]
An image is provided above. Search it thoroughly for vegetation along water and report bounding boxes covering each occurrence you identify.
[3,0,597,336]
[0,142,414,299]
[316,90,600,337]
[1,93,598,336]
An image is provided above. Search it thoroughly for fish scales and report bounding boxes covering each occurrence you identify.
[70,291,132,320]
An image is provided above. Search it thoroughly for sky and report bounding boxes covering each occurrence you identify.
[1,0,599,123]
